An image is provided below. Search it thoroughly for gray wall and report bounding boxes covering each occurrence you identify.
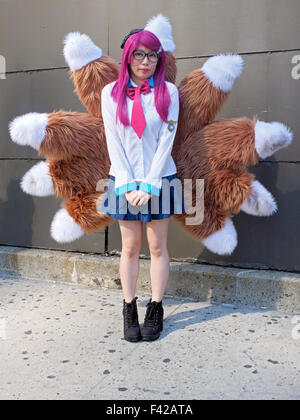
[0,0,299,270]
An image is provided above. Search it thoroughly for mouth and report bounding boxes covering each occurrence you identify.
[139,68,149,72]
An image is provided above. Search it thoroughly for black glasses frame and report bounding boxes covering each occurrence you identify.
[132,49,160,63]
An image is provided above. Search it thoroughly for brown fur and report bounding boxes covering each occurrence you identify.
[64,192,114,231]
[70,55,120,118]
[40,112,106,160]
[164,52,177,84]
[203,117,259,170]
[49,153,110,198]
[175,70,228,146]
[171,118,257,240]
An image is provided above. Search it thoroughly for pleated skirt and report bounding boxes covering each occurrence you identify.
[98,172,185,222]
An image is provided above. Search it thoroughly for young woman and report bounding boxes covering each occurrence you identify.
[100,28,184,342]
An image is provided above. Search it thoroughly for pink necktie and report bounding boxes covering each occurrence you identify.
[126,79,152,139]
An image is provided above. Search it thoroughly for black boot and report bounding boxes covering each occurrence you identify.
[140,298,164,341]
[122,297,142,342]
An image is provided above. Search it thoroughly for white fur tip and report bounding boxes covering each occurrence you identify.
[21,161,54,197]
[241,180,277,216]
[9,112,48,150]
[63,31,102,71]
[255,120,293,159]
[50,208,85,243]
[144,14,175,52]
[202,218,238,255]
[201,53,244,92]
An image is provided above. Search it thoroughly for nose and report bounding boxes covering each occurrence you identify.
[142,55,149,64]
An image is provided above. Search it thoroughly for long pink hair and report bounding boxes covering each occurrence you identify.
[111,30,171,126]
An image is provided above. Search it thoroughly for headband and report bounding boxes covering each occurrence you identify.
[120,28,143,49]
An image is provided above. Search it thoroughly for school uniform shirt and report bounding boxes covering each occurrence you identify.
[101,75,179,197]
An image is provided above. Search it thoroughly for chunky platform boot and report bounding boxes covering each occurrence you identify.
[140,298,164,341]
[122,296,142,342]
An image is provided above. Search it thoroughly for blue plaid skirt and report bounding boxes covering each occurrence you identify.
[98,172,185,222]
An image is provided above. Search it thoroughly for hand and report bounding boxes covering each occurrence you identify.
[125,189,151,206]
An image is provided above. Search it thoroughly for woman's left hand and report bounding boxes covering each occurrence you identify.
[134,190,151,206]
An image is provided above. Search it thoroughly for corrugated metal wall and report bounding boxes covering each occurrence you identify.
[1,0,299,270]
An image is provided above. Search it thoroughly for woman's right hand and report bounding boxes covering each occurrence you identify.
[125,190,151,206]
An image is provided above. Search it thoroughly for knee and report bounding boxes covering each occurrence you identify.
[122,243,141,258]
[148,243,167,258]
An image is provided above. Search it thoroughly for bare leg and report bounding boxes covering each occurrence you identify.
[145,218,170,302]
[118,220,143,303]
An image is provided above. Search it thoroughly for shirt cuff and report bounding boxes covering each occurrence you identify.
[139,181,161,197]
[115,181,138,196]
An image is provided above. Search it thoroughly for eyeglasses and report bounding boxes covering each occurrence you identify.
[132,49,160,63]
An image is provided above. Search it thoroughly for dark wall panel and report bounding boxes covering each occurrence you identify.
[0,0,299,270]
[0,160,105,252]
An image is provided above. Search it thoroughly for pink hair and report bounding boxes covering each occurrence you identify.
[111,30,171,126]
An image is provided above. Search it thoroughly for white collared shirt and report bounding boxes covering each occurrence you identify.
[101,77,179,196]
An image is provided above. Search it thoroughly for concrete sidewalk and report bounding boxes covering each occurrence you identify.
[0,275,299,400]
[0,246,300,313]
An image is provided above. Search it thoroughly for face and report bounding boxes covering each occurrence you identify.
[129,44,159,84]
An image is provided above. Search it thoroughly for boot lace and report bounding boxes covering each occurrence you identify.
[144,302,160,327]
[124,298,138,327]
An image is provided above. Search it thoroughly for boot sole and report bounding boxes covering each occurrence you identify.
[141,324,163,341]
[141,333,160,341]
[124,335,142,342]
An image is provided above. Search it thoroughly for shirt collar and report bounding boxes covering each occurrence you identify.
[127,75,154,88]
